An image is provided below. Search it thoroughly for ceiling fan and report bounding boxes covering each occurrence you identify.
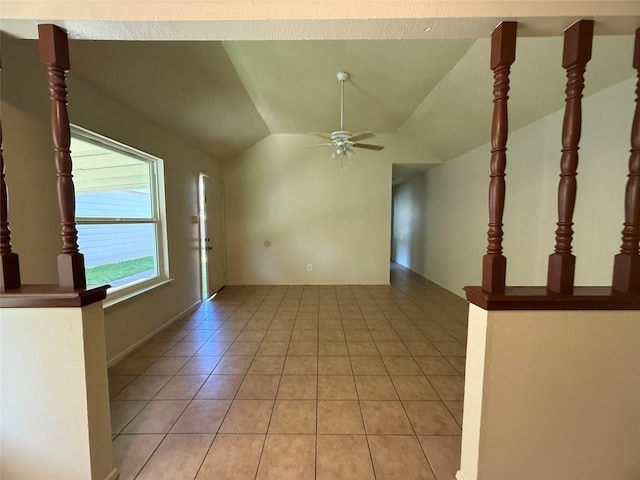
[310,71,384,162]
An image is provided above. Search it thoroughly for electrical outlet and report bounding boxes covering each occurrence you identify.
[307,264,313,271]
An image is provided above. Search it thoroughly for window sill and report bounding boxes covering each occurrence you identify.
[103,277,174,309]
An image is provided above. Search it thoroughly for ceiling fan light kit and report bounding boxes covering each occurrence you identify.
[310,71,384,168]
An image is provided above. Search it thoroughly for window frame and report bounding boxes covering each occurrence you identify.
[71,125,171,306]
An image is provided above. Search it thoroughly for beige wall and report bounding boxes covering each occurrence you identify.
[459,306,640,480]
[1,37,221,361]
[224,134,406,285]
[393,74,635,296]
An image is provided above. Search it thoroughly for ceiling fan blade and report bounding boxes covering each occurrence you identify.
[353,143,384,151]
[349,132,374,142]
[307,143,335,147]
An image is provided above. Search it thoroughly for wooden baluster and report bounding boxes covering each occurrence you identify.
[38,24,86,290]
[547,20,594,294]
[482,21,517,294]
[0,120,22,291]
[612,29,640,293]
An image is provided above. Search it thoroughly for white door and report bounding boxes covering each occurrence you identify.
[199,175,225,297]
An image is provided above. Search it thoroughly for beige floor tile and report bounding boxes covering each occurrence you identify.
[446,356,466,375]
[370,329,400,341]
[256,434,315,480]
[318,356,352,375]
[212,355,254,374]
[122,400,189,433]
[382,356,423,375]
[418,435,462,480]
[396,330,428,342]
[318,329,346,341]
[351,356,387,375]
[236,375,281,399]
[134,341,177,356]
[344,329,373,341]
[114,375,172,400]
[182,330,215,342]
[165,341,205,356]
[209,330,239,342]
[291,329,318,341]
[415,357,458,375]
[318,375,358,400]
[108,376,137,399]
[263,329,293,341]
[283,356,318,374]
[219,399,274,433]
[391,376,439,400]
[288,341,318,356]
[196,341,232,356]
[109,356,158,376]
[360,400,413,434]
[236,329,267,341]
[257,341,290,356]
[277,374,317,399]
[432,341,466,357]
[248,356,286,374]
[375,341,411,356]
[154,375,208,400]
[269,400,316,433]
[176,356,221,375]
[317,434,375,480]
[347,342,380,356]
[170,399,231,433]
[355,376,399,400]
[444,400,464,426]
[136,433,214,480]
[110,400,147,434]
[405,342,442,357]
[427,376,465,400]
[317,400,365,434]
[197,434,265,480]
[403,401,461,435]
[368,435,436,480]
[226,341,261,356]
[112,434,164,480]
[195,374,243,399]
[318,341,348,355]
[142,357,190,375]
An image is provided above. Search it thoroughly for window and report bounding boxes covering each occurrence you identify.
[71,125,169,302]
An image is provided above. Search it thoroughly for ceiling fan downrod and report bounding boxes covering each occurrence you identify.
[337,71,349,132]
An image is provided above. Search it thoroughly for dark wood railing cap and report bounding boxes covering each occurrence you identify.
[0,284,109,308]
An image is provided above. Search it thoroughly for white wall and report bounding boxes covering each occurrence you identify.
[224,133,435,285]
[393,76,635,296]
[391,174,427,268]
[1,37,221,361]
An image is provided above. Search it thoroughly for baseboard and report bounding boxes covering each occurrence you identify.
[104,467,120,480]
[455,471,466,480]
[106,300,202,367]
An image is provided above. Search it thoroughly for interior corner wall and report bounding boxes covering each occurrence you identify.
[420,77,635,296]
[223,134,394,285]
[391,173,428,272]
[1,37,221,361]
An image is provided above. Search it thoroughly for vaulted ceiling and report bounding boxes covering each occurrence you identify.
[59,34,634,163]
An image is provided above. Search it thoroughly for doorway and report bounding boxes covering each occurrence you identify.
[198,174,226,299]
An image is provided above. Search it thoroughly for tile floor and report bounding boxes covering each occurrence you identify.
[108,263,469,480]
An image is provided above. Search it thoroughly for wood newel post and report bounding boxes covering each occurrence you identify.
[0,120,22,291]
[612,28,640,293]
[482,21,517,294]
[38,24,86,290]
[547,20,594,294]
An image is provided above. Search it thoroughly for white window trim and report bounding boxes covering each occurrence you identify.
[71,125,171,306]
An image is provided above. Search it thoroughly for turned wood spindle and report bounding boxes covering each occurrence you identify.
[612,28,640,293]
[482,21,517,294]
[38,24,86,290]
[547,20,594,294]
[0,120,22,291]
